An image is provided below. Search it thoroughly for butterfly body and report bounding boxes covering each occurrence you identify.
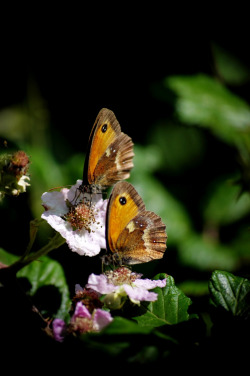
[80,108,134,194]
[106,181,167,265]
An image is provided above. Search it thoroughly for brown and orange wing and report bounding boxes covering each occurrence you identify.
[83,108,134,188]
[106,181,167,265]
[93,132,134,187]
[106,181,145,254]
[116,211,167,264]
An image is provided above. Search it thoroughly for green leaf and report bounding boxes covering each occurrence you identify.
[0,248,19,266]
[147,121,206,173]
[178,280,209,297]
[165,74,250,148]
[212,43,250,86]
[103,316,153,335]
[178,233,238,271]
[130,144,163,175]
[203,178,250,226]
[134,274,192,327]
[17,256,71,319]
[209,270,250,319]
[27,147,66,217]
[230,226,250,258]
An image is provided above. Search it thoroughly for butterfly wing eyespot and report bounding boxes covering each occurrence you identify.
[106,181,167,265]
[119,196,127,205]
[106,181,144,255]
[102,124,108,132]
[101,124,108,133]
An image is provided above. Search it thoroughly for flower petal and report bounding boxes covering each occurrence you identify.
[134,278,167,290]
[73,301,91,320]
[41,191,68,217]
[41,180,107,256]
[41,212,69,233]
[64,227,106,256]
[123,284,159,303]
[87,273,116,294]
[92,309,113,331]
[17,175,30,192]
[52,318,67,342]
[75,284,84,293]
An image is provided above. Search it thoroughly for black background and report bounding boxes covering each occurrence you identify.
[2,15,250,149]
[1,11,250,372]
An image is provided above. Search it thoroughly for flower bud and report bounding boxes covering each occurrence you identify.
[103,292,125,310]
[0,150,30,196]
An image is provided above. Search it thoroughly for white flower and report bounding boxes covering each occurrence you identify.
[17,175,30,193]
[41,180,107,257]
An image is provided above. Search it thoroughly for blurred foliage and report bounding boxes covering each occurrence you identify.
[166,73,250,151]
[0,248,70,319]
[1,42,250,370]
[211,43,250,86]
[0,43,249,291]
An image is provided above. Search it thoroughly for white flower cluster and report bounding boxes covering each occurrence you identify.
[41,180,107,256]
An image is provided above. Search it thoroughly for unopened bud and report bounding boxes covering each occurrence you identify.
[0,150,30,196]
[103,292,125,310]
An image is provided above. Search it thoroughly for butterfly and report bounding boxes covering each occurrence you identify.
[106,181,167,265]
[79,108,134,194]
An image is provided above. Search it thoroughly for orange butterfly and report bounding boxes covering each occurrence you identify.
[106,181,167,264]
[80,108,134,194]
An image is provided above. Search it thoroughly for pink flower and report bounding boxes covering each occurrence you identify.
[71,302,113,333]
[41,180,107,257]
[52,302,113,342]
[52,318,67,342]
[86,267,166,308]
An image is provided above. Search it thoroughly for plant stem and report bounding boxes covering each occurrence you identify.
[8,232,66,274]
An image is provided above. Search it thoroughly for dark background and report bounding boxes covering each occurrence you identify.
[1,12,250,372]
[2,17,250,147]
[1,18,250,282]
